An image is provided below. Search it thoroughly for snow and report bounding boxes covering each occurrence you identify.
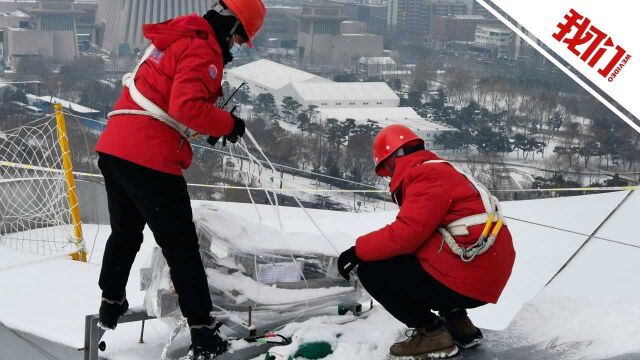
[1,191,639,359]
[35,96,100,114]
[204,268,352,305]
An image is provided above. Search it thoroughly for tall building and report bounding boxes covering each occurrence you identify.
[296,2,383,66]
[254,5,301,49]
[296,2,348,65]
[95,0,210,54]
[389,0,470,38]
[431,14,496,43]
[474,24,513,57]
[1,0,91,67]
[341,2,388,35]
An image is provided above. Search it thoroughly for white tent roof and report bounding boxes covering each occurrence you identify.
[226,59,328,91]
[318,107,455,132]
[292,82,398,102]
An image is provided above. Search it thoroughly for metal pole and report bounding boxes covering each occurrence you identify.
[54,103,86,262]
[139,320,146,344]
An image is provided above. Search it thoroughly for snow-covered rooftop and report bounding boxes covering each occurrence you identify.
[0,10,28,17]
[317,107,453,133]
[36,95,100,114]
[292,82,399,102]
[1,192,640,358]
[359,56,396,65]
[226,59,327,91]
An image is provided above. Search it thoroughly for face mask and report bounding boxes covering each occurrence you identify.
[230,43,242,56]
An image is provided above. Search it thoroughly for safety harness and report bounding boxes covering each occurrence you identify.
[107,45,197,140]
[423,160,505,263]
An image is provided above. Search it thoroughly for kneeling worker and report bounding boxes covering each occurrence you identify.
[338,124,515,359]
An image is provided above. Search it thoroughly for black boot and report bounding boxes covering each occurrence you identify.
[181,321,228,360]
[98,295,129,330]
[441,309,483,349]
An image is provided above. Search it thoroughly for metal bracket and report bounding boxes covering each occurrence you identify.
[84,299,370,360]
[83,311,154,360]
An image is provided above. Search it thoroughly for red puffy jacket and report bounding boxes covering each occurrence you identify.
[96,14,234,175]
[355,150,515,303]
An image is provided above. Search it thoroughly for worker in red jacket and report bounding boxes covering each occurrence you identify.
[94,1,265,359]
[338,125,515,359]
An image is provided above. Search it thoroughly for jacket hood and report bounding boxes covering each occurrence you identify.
[143,14,221,54]
[388,150,442,193]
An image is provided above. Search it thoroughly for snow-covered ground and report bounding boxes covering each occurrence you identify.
[1,191,639,359]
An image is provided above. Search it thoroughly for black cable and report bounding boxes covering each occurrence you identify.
[505,198,640,252]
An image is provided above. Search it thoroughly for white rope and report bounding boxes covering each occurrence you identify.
[228,145,262,224]
[240,133,285,233]
[243,129,342,256]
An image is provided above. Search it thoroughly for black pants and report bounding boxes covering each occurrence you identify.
[98,153,212,326]
[357,255,485,328]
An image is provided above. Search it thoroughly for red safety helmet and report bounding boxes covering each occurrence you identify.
[214,0,266,48]
[372,124,422,176]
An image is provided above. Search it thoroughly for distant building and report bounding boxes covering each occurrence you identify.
[25,0,83,58]
[0,0,35,12]
[296,3,383,66]
[227,59,451,146]
[340,20,366,34]
[0,0,97,68]
[341,2,388,35]
[431,14,497,44]
[226,59,330,103]
[74,0,97,47]
[389,0,470,39]
[474,25,513,57]
[95,0,210,54]
[317,106,456,148]
[358,56,397,78]
[226,59,398,108]
[291,81,399,108]
[254,5,301,49]
[0,10,30,28]
[3,28,55,68]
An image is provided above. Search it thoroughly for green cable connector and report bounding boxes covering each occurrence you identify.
[291,341,334,359]
[265,341,333,360]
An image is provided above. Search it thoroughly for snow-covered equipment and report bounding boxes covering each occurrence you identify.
[141,202,368,322]
[136,202,370,359]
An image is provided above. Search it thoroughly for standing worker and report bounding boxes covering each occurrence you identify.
[94,1,265,359]
[337,125,516,359]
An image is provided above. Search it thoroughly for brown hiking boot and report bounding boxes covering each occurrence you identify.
[441,310,483,349]
[388,325,458,359]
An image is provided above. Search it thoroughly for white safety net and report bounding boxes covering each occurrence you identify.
[0,114,77,256]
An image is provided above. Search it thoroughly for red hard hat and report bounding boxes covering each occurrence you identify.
[223,0,266,48]
[372,124,422,176]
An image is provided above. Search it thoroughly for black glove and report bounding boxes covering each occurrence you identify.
[337,246,360,281]
[226,113,246,144]
[207,114,246,147]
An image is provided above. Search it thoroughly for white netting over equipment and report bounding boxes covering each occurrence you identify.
[0,113,80,256]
